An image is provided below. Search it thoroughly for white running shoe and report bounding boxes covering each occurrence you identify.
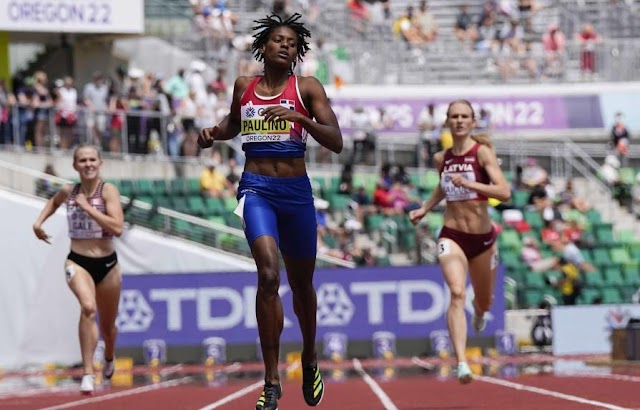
[457,362,473,384]
[80,374,95,394]
[103,358,115,380]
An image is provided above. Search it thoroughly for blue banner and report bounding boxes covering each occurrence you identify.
[116,266,505,347]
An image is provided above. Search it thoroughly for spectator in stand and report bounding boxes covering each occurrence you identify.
[599,154,621,187]
[551,231,595,273]
[164,69,190,109]
[347,0,370,36]
[576,23,602,79]
[521,157,547,189]
[200,159,231,198]
[517,0,540,33]
[351,185,377,225]
[55,76,78,150]
[631,173,640,218]
[542,23,565,79]
[548,259,583,305]
[475,108,493,132]
[393,5,423,47]
[35,163,60,199]
[610,112,630,166]
[557,179,590,213]
[350,105,375,165]
[0,79,16,145]
[226,156,240,193]
[32,71,53,148]
[413,1,439,44]
[454,4,477,46]
[417,103,440,168]
[83,71,110,148]
[393,164,411,186]
[16,76,37,148]
[540,219,562,245]
[520,236,558,272]
[338,163,354,195]
[210,67,229,94]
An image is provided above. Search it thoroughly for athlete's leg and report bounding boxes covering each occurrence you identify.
[252,236,284,385]
[437,239,469,364]
[468,244,498,316]
[66,262,98,376]
[243,193,283,385]
[283,255,317,366]
[95,264,122,362]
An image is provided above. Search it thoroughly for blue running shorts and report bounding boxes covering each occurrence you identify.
[236,172,317,258]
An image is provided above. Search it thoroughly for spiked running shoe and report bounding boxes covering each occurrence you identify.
[256,383,282,410]
[471,310,487,333]
[457,362,473,384]
[80,374,95,394]
[302,363,324,406]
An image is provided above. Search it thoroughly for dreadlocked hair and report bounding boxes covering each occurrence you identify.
[251,13,311,70]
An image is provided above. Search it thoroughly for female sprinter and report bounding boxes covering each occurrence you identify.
[409,100,510,384]
[33,145,123,394]
[198,13,342,410]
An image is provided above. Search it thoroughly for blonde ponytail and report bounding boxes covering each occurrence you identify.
[471,133,493,150]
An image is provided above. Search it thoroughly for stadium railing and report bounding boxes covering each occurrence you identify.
[0,159,356,269]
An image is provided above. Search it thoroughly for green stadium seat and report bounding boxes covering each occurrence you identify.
[522,289,544,308]
[136,196,154,205]
[327,194,352,210]
[601,287,624,304]
[426,212,444,231]
[578,288,601,305]
[511,190,529,208]
[204,197,225,215]
[603,268,625,287]
[155,196,171,209]
[584,271,605,287]
[223,196,238,212]
[623,266,640,286]
[136,179,155,196]
[208,216,226,226]
[523,210,543,230]
[171,197,189,214]
[153,179,169,196]
[187,196,207,216]
[500,251,521,270]
[524,273,546,289]
[595,226,616,247]
[616,229,637,245]
[610,248,632,265]
[498,230,521,251]
[586,209,602,226]
[225,214,243,230]
[186,178,201,196]
[592,248,611,267]
[119,179,135,198]
[169,179,188,196]
[619,168,635,185]
[366,214,386,231]
[421,170,440,190]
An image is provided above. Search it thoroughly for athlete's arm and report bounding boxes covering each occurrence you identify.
[198,77,251,147]
[298,76,343,153]
[76,183,124,237]
[33,184,72,243]
[457,145,511,202]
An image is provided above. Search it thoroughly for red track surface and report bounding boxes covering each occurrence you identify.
[1,356,638,410]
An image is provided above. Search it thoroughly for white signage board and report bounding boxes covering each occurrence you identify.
[0,0,144,33]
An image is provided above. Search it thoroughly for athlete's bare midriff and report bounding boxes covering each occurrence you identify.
[244,157,307,177]
[443,200,493,234]
[70,238,116,258]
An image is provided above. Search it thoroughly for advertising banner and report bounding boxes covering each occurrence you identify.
[330,95,603,134]
[552,304,640,355]
[116,266,505,347]
[1,0,144,33]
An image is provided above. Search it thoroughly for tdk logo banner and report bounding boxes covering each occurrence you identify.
[116,266,504,346]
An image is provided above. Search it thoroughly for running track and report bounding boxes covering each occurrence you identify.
[0,356,638,409]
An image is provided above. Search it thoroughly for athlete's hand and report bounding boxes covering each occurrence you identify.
[198,125,219,149]
[409,207,427,226]
[262,106,303,124]
[75,193,92,211]
[451,174,470,188]
[33,224,51,244]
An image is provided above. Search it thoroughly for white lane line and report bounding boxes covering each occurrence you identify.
[197,380,264,410]
[38,377,191,410]
[197,363,298,410]
[476,376,633,410]
[412,356,633,410]
[352,358,398,410]
[559,373,640,383]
